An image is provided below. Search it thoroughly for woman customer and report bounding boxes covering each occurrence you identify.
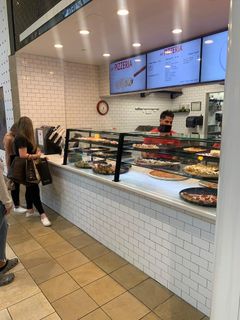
[14,116,51,227]
[0,160,18,286]
[3,123,27,214]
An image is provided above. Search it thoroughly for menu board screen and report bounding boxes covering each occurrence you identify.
[147,39,201,89]
[201,31,228,82]
[110,54,146,94]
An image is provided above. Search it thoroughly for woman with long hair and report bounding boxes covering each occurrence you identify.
[14,116,51,227]
[3,122,26,213]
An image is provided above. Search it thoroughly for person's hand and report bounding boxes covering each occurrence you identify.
[5,205,13,215]
[36,149,42,158]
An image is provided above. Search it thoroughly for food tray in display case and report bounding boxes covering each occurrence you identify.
[92,163,129,175]
[183,164,219,179]
[148,170,188,181]
[77,137,118,146]
[199,181,218,189]
[182,147,208,153]
[82,147,110,153]
[132,144,159,151]
[134,158,180,170]
[179,187,217,207]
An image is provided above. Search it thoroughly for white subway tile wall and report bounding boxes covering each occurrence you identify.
[0,0,14,160]
[16,53,224,135]
[42,165,215,316]
[171,84,223,135]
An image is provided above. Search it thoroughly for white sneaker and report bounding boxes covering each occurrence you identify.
[25,210,38,218]
[41,217,51,227]
[13,207,27,214]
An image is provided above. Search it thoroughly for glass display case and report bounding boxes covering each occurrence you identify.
[63,129,220,207]
[63,129,131,181]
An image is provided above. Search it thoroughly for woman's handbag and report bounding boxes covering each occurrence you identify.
[26,159,41,184]
[7,157,26,184]
[35,158,52,185]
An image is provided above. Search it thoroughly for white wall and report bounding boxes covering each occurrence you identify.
[0,0,15,161]
[172,84,224,136]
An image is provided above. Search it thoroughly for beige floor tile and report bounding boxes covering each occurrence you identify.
[84,275,126,305]
[52,289,98,320]
[28,259,65,284]
[69,262,106,287]
[11,238,42,256]
[0,309,11,320]
[7,232,32,246]
[201,317,209,320]
[42,313,62,320]
[51,218,75,231]
[56,250,89,271]
[27,224,55,238]
[0,269,40,310]
[7,215,18,225]
[80,308,111,319]
[68,233,96,249]
[8,292,54,320]
[141,312,162,320]
[130,279,173,310]
[94,251,128,273]
[154,296,204,320]
[44,240,76,258]
[18,248,52,269]
[80,242,110,260]
[8,224,28,237]
[6,246,24,273]
[102,292,150,320]
[35,232,65,247]
[111,264,149,290]
[57,225,84,239]
[40,273,80,302]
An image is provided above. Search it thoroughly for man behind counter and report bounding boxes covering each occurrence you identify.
[143,110,181,159]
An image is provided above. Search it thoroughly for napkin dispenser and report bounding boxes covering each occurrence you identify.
[186,115,203,128]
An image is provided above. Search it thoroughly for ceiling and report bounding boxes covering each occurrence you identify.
[18,0,230,65]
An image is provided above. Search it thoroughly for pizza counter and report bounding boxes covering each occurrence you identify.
[41,154,215,316]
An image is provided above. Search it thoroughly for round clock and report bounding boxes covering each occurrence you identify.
[96,100,109,115]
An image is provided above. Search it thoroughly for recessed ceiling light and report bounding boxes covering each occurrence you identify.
[172,28,182,34]
[54,44,63,48]
[135,59,141,62]
[165,65,171,68]
[117,9,129,16]
[132,43,141,47]
[197,58,201,61]
[103,53,111,57]
[79,30,90,35]
[205,39,214,44]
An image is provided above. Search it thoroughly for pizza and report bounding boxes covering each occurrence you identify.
[183,164,219,178]
[183,147,207,153]
[133,143,159,150]
[148,170,188,181]
[181,192,217,206]
[199,181,218,189]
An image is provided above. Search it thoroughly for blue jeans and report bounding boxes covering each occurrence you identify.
[0,202,8,261]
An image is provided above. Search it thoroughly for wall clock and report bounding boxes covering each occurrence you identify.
[96,100,109,115]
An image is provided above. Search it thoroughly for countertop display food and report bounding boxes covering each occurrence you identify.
[47,154,216,222]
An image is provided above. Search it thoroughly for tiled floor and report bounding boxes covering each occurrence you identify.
[1,205,210,320]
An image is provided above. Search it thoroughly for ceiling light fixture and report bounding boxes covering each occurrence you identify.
[172,28,182,34]
[135,59,141,62]
[103,53,111,57]
[79,30,90,35]
[205,39,214,44]
[132,43,141,47]
[54,44,63,48]
[117,9,129,16]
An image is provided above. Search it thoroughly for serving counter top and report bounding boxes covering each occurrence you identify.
[47,154,216,222]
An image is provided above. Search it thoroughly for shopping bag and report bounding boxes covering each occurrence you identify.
[35,158,52,185]
[7,157,26,184]
[26,159,41,184]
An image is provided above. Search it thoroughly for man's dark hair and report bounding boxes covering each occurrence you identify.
[160,110,174,120]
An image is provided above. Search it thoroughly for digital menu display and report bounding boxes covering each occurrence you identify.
[110,54,146,94]
[201,31,228,82]
[147,38,201,89]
